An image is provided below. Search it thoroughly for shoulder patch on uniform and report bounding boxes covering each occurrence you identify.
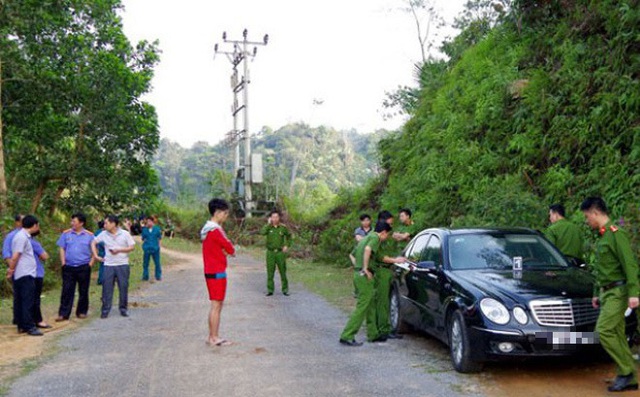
[610,225,619,232]
[82,229,94,235]
[62,228,72,233]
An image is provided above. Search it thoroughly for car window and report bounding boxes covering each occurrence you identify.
[405,233,430,263]
[448,233,568,270]
[422,236,442,267]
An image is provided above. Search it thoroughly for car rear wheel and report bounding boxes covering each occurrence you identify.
[390,287,410,334]
[448,310,483,373]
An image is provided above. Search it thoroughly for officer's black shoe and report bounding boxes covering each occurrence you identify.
[120,310,129,317]
[608,374,638,392]
[283,292,290,296]
[266,292,274,296]
[339,339,363,347]
[370,336,388,343]
[100,313,109,319]
[26,328,43,336]
[387,332,404,340]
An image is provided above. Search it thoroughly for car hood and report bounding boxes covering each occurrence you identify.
[451,267,594,304]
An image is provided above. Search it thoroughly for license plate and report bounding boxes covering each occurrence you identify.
[535,331,598,345]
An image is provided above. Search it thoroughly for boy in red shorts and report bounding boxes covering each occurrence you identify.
[200,198,236,346]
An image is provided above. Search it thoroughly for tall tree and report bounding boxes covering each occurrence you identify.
[1,0,160,214]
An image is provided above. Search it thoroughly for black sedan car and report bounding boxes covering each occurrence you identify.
[390,227,636,373]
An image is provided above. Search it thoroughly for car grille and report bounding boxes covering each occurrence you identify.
[529,299,599,327]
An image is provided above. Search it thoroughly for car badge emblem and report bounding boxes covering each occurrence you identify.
[561,291,567,296]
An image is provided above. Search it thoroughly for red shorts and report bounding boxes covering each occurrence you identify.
[206,278,227,301]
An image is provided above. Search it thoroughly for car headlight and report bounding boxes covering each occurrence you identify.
[480,298,510,325]
[513,306,528,325]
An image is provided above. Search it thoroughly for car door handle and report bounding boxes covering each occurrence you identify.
[410,275,419,281]
[427,273,438,280]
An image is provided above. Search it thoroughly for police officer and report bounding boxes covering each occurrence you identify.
[340,221,392,346]
[393,208,419,252]
[56,213,95,321]
[260,210,291,296]
[581,197,638,392]
[374,210,406,340]
[545,204,585,263]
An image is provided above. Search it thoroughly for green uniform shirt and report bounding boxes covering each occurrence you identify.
[544,218,584,260]
[395,222,419,252]
[260,224,291,250]
[592,221,639,297]
[353,233,381,272]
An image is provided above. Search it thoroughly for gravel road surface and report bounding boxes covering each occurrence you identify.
[7,249,483,397]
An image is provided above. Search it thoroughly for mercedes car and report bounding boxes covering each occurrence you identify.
[390,227,637,373]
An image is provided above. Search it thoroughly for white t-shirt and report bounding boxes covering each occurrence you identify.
[94,228,135,266]
[12,229,37,279]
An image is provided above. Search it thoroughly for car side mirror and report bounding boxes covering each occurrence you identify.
[566,256,587,269]
[415,260,436,271]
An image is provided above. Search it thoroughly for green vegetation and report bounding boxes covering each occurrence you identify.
[161,237,201,254]
[317,0,640,264]
[0,1,160,215]
[153,123,384,222]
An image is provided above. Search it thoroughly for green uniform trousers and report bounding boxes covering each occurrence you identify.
[341,272,378,341]
[375,267,394,336]
[597,286,637,381]
[266,250,288,294]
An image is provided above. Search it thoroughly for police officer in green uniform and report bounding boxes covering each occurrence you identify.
[581,197,639,392]
[394,208,419,252]
[373,210,407,341]
[260,210,291,296]
[340,221,393,346]
[545,203,585,263]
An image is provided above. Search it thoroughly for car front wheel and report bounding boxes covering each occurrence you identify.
[448,310,483,373]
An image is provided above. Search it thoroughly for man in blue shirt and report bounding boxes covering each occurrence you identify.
[55,213,95,321]
[141,215,162,281]
[3,214,23,326]
[7,215,42,336]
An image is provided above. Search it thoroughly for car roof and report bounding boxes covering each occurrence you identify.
[417,227,540,236]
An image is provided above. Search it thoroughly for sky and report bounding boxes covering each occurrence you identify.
[120,0,464,148]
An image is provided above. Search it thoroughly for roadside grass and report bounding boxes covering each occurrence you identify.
[244,246,356,312]
[161,237,201,254]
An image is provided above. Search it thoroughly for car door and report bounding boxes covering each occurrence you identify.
[404,233,440,329]
[420,235,447,335]
[402,233,431,314]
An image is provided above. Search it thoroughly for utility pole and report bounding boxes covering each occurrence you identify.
[215,29,268,218]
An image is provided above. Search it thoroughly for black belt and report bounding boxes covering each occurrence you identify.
[205,272,227,279]
[601,280,626,292]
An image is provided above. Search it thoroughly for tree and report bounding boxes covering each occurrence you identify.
[1,0,160,215]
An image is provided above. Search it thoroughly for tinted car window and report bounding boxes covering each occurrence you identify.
[406,233,430,263]
[423,236,442,267]
[448,233,568,270]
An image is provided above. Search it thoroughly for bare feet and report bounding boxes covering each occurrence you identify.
[206,338,233,347]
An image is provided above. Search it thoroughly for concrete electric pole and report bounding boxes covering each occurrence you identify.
[214,29,268,218]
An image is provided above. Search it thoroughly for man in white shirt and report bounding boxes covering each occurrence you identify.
[7,215,43,336]
[92,215,135,318]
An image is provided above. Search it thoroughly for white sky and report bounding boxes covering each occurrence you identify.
[120,0,464,148]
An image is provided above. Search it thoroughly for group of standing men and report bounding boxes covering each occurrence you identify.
[340,209,418,346]
[2,213,164,336]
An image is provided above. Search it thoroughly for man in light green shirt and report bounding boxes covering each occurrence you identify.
[545,203,584,263]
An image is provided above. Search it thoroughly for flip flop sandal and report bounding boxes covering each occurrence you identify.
[215,339,233,347]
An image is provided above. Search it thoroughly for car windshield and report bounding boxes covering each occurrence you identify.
[447,232,568,270]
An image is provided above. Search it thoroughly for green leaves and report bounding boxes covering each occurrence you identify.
[1,0,160,214]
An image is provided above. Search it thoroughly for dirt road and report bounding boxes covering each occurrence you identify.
[5,249,482,397]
